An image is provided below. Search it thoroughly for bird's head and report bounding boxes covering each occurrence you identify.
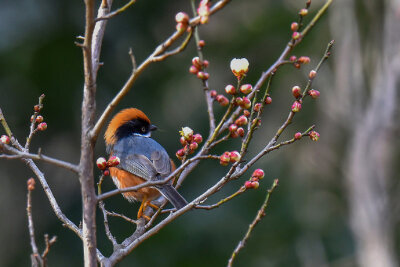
[104,108,157,145]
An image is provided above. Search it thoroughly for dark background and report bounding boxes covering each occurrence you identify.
[0,0,398,266]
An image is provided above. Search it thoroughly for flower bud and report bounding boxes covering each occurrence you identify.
[103,169,110,176]
[298,56,310,64]
[180,136,187,146]
[292,86,302,98]
[197,71,209,80]
[96,157,107,170]
[240,84,252,94]
[175,12,189,24]
[237,127,245,137]
[235,97,243,106]
[225,84,236,95]
[309,131,320,141]
[243,109,250,117]
[235,115,248,126]
[37,122,47,131]
[198,40,206,48]
[193,133,203,143]
[189,142,198,151]
[203,60,209,68]
[294,132,302,140]
[252,118,261,127]
[216,95,229,106]
[176,22,187,32]
[265,96,272,105]
[176,148,185,159]
[230,58,249,79]
[180,127,194,141]
[220,152,231,166]
[308,70,317,79]
[291,101,302,112]
[252,169,265,179]
[230,151,241,163]
[291,22,299,31]
[230,131,239,138]
[308,89,320,99]
[254,103,262,112]
[210,90,217,98]
[244,181,253,189]
[299,8,308,16]
[251,181,259,189]
[35,115,44,123]
[34,105,41,112]
[294,63,301,69]
[289,55,297,62]
[27,177,36,191]
[292,32,301,40]
[189,65,199,74]
[192,56,202,69]
[225,125,236,135]
[240,97,251,109]
[107,156,120,167]
[0,135,10,145]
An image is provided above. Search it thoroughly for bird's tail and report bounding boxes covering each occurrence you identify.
[157,184,188,210]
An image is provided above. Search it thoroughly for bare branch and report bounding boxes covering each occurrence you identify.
[95,0,136,22]
[227,179,279,267]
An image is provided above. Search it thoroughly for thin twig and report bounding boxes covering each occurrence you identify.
[227,179,279,267]
[99,201,118,248]
[41,234,57,262]
[95,0,136,22]
[25,94,45,151]
[195,186,246,210]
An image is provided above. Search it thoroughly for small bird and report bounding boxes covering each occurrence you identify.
[104,108,187,219]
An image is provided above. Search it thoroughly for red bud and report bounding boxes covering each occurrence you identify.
[220,152,231,166]
[294,132,302,140]
[229,124,238,132]
[265,96,272,105]
[225,84,236,95]
[253,103,262,112]
[291,22,299,32]
[37,122,47,131]
[103,169,110,176]
[235,115,248,126]
[292,86,302,98]
[237,127,245,137]
[216,95,229,106]
[240,84,252,94]
[96,157,107,170]
[189,65,199,74]
[198,40,206,47]
[291,101,302,112]
[35,115,44,123]
[0,135,10,145]
[193,133,203,143]
[292,32,301,40]
[252,169,265,179]
[107,156,120,167]
[210,90,217,98]
[230,151,241,163]
[308,89,320,99]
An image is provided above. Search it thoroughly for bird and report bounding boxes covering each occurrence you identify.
[104,108,188,219]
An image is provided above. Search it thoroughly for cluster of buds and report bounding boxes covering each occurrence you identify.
[309,130,320,141]
[244,169,265,189]
[209,90,229,107]
[27,177,36,191]
[189,56,210,80]
[230,58,249,80]
[289,55,311,69]
[176,127,203,160]
[0,135,10,145]
[229,123,245,138]
[219,151,241,166]
[198,0,211,24]
[96,156,120,176]
[30,103,47,132]
[175,12,190,32]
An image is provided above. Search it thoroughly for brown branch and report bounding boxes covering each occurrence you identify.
[41,234,57,264]
[227,179,279,267]
[25,94,45,151]
[95,0,136,22]
[195,186,246,210]
[99,201,118,249]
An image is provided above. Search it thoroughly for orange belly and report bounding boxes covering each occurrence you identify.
[109,167,160,202]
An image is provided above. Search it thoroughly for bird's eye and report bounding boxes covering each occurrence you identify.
[141,126,146,133]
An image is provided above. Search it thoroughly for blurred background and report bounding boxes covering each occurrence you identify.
[0,0,399,266]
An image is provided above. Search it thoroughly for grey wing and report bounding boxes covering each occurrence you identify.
[151,150,171,177]
[120,154,158,181]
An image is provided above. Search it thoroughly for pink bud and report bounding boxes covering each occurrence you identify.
[265,96,272,105]
[225,84,236,95]
[210,90,217,98]
[220,152,231,166]
[309,131,320,141]
[175,12,189,24]
[244,181,253,189]
[230,151,241,163]
[203,60,209,68]
[299,8,309,16]
[198,40,206,47]
[253,103,262,112]
[235,97,243,106]
[0,135,10,145]
[243,110,250,117]
[216,95,229,106]
[289,55,297,62]
[189,65,199,74]
[193,133,203,143]
[292,86,302,98]
[298,56,310,64]
[180,136,187,146]
[294,132,302,140]
[96,157,107,170]
[292,32,301,40]
[308,89,320,99]
[240,97,251,109]
[291,101,302,112]
[309,70,317,79]
[229,124,238,132]
[294,63,301,69]
[189,142,198,151]
[291,22,299,31]
[176,148,185,159]
[251,181,260,189]
[107,156,120,167]
[230,131,239,138]
[192,57,202,69]
[237,127,245,137]
[235,115,248,126]
[176,22,188,32]
[252,169,265,179]
[34,105,41,112]
[37,122,47,131]
[240,84,252,94]
[197,71,209,80]
[103,169,110,176]
[35,115,44,123]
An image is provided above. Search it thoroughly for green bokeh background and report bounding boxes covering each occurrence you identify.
[0,0,398,266]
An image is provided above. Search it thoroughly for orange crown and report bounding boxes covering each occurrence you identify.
[104,108,150,145]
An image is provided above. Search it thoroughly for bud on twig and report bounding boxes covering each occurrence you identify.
[27,177,36,191]
[96,157,107,170]
[216,95,229,106]
[294,132,302,140]
[220,152,231,166]
[225,84,236,95]
[308,89,320,99]
[292,86,302,98]
[230,151,241,163]
[309,131,320,141]
[0,135,10,145]
[235,115,248,126]
[240,84,252,94]
[107,156,120,167]
[237,127,245,137]
[290,22,299,32]
[265,96,272,105]
[37,122,47,131]
[230,58,249,79]
[291,101,302,112]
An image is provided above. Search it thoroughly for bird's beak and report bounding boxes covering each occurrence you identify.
[150,124,158,131]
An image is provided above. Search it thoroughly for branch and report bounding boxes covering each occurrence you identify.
[227,179,279,267]
[195,186,246,210]
[95,0,136,22]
